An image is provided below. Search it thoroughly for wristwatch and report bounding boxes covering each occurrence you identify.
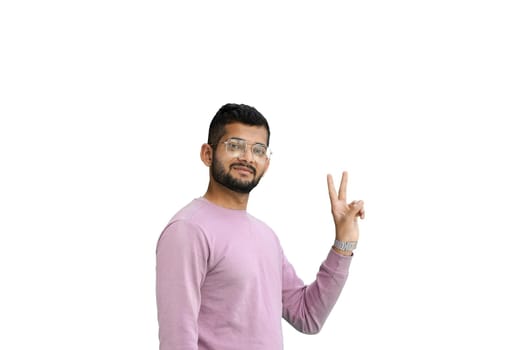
[333,239,358,252]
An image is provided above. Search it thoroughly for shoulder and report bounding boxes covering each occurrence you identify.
[157,199,210,246]
[247,213,282,246]
[168,198,209,223]
[247,213,273,231]
[157,218,207,250]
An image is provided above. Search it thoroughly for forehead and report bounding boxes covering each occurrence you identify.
[222,122,268,145]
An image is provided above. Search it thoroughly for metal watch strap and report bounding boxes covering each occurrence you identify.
[334,239,358,251]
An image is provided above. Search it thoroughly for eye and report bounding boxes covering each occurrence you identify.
[252,145,267,157]
[228,141,244,152]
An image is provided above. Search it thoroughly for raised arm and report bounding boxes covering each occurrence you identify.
[282,171,365,333]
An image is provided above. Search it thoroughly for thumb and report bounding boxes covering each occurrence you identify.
[348,200,364,217]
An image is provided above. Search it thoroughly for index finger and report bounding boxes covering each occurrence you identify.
[327,173,337,205]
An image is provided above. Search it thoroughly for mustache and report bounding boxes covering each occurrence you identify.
[230,162,256,174]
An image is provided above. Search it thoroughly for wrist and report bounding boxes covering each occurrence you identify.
[335,228,358,242]
[333,239,357,253]
[335,234,358,242]
[332,246,354,256]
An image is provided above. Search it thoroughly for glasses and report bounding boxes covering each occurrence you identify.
[216,138,272,161]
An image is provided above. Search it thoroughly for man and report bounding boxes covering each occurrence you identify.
[156,103,365,350]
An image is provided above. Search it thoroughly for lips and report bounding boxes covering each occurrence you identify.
[231,163,256,175]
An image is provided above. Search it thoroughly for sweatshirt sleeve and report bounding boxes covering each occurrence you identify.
[156,220,209,350]
[281,248,352,334]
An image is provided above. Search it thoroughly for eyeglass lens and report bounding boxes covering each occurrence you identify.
[225,139,269,159]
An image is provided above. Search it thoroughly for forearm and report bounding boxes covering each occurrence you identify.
[282,248,352,334]
[332,245,354,256]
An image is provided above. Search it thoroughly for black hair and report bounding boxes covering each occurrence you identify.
[207,103,270,148]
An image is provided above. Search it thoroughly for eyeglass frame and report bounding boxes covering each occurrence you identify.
[211,137,272,161]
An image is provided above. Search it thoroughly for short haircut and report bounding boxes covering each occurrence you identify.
[207,103,271,148]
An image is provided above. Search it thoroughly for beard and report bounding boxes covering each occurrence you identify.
[211,156,262,194]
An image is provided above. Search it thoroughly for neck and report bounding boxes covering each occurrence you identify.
[204,181,250,210]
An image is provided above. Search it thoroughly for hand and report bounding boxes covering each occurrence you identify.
[327,171,365,242]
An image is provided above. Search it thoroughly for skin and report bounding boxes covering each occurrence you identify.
[200,122,270,210]
[201,122,365,256]
[327,172,365,255]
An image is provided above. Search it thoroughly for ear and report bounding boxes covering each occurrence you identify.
[200,143,213,167]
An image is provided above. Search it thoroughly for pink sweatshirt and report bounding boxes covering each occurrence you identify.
[156,198,352,350]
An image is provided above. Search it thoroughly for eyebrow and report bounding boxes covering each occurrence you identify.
[228,137,267,147]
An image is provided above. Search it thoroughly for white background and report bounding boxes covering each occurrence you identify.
[1,0,524,349]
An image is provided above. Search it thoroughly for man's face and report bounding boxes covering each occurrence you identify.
[211,123,270,194]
